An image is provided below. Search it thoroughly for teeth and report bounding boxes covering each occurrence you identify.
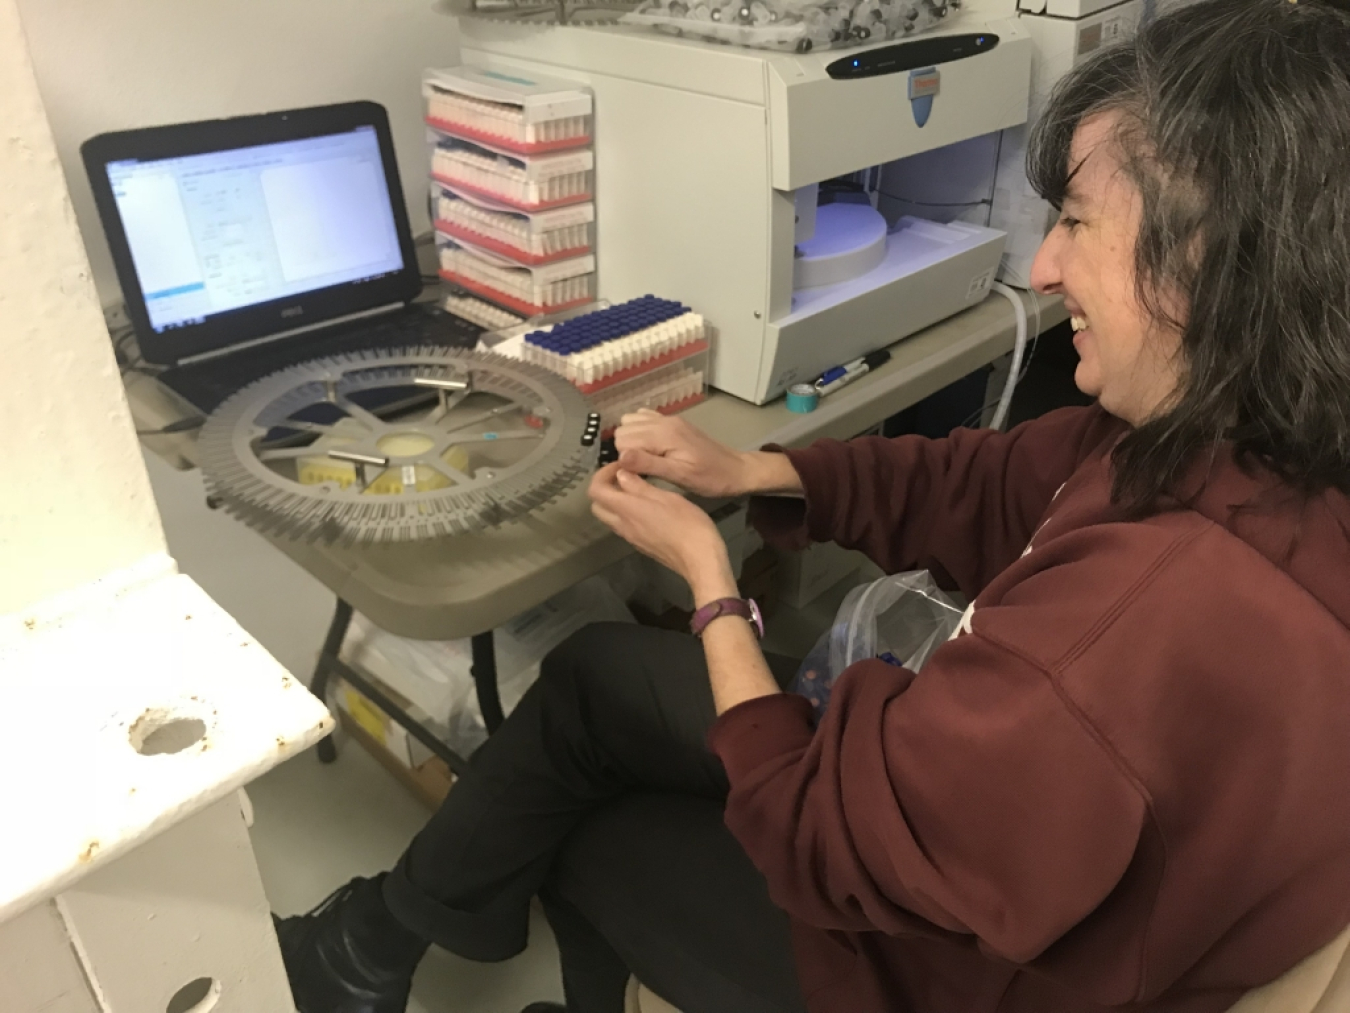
[1070,315,1090,332]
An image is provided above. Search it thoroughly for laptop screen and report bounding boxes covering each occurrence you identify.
[84,103,421,366]
[110,127,404,334]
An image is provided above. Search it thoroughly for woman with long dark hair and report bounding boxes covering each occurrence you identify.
[277,1,1350,1010]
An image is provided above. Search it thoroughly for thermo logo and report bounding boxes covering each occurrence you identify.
[909,67,940,128]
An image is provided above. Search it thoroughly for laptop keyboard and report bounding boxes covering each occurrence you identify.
[158,304,485,415]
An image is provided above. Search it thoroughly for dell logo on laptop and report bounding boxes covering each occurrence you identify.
[281,306,304,319]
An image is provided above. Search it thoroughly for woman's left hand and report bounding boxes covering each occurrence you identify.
[589,463,734,591]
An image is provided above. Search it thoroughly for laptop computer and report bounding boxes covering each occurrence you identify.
[82,101,482,416]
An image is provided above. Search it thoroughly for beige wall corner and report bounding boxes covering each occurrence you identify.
[0,0,165,614]
[15,0,460,303]
[0,5,332,1008]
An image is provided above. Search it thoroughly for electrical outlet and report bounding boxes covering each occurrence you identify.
[103,301,130,333]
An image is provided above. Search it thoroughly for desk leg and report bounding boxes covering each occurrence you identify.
[329,656,471,778]
[472,631,505,734]
[311,604,503,766]
[312,598,354,764]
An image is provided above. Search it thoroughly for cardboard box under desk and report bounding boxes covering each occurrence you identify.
[333,675,456,810]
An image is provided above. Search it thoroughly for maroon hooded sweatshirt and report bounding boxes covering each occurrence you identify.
[711,405,1350,1013]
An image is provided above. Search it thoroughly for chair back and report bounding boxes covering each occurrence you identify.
[1225,923,1350,1013]
[625,976,683,1013]
[625,922,1350,1013]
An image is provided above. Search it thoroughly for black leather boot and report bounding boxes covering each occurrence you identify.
[274,875,429,1013]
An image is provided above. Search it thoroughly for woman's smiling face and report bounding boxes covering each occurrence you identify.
[1030,112,1185,427]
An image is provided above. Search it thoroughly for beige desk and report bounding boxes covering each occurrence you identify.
[129,291,1064,641]
[127,290,1062,766]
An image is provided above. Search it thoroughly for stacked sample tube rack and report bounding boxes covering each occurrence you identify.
[425,66,596,320]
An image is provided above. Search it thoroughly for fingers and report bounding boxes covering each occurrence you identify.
[589,461,622,490]
[615,410,690,450]
[619,408,664,426]
[591,467,682,527]
[590,464,660,507]
[616,469,692,508]
[589,476,657,543]
[614,468,652,493]
[615,412,667,437]
[614,412,705,488]
[589,470,632,530]
[616,447,686,482]
[588,462,624,504]
[614,420,676,454]
[590,499,623,532]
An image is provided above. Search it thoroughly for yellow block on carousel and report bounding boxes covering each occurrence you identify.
[296,442,472,494]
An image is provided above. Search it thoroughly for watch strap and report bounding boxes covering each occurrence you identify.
[690,597,764,639]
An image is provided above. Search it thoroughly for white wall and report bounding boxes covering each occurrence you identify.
[12,0,460,672]
[140,449,340,685]
[15,0,459,307]
[0,0,166,615]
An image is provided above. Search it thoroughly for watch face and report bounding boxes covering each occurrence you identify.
[748,599,764,638]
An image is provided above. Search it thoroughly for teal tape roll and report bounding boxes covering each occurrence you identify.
[785,383,819,413]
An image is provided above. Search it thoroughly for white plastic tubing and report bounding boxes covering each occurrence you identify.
[989,282,1029,431]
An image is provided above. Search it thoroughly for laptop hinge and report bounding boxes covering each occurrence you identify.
[170,302,406,369]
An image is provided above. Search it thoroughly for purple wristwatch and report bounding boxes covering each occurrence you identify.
[689,597,764,639]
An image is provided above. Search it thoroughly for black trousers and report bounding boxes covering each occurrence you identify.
[381,622,807,1013]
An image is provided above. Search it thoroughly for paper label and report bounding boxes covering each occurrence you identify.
[528,150,595,180]
[909,69,941,101]
[534,203,596,229]
[1078,22,1104,55]
[344,688,388,744]
[1078,13,1127,58]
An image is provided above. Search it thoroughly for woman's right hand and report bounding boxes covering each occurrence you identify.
[613,409,802,498]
